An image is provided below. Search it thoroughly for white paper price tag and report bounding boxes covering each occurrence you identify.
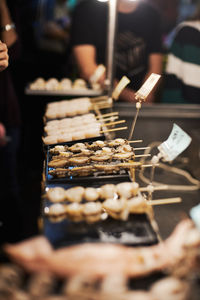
[190,204,200,231]
[135,73,161,101]
[89,64,106,84]
[158,123,192,161]
[112,76,130,100]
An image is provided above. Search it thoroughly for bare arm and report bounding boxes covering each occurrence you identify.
[144,53,163,103]
[73,44,105,84]
[0,0,18,47]
[119,53,163,103]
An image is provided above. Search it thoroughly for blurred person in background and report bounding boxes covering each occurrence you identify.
[32,0,75,79]
[0,40,9,146]
[0,0,23,244]
[161,2,200,104]
[70,0,163,103]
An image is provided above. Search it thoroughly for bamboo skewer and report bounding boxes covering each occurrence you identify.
[128,140,143,143]
[139,185,168,192]
[134,154,151,158]
[133,147,151,151]
[128,102,141,141]
[147,197,182,206]
[96,111,119,118]
[102,119,126,127]
[141,163,159,168]
[98,116,119,123]
[100,126,127,134]
[90,95,109,102]
[92,103,113,109]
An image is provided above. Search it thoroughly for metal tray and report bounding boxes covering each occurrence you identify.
[25,86,103,97]
[45,137,132,185]
[43,214,158,249]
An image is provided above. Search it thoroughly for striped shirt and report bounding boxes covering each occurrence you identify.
[161,21,200,103]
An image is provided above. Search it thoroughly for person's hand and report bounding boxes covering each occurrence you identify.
[0,122,7,146]
[118,86,136,103]
[0,41,9,71]
[3,236,53,273]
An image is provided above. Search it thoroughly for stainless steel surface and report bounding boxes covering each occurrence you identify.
[113,103,200,239]
[25,86,103,97]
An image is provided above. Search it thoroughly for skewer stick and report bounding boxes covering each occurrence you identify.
[118,162,141,167]
[90,95,109,102]
[128,101,142,141]
[96,112,119,118]
[140,185,168,192]
[147,197,182,206]
[128,140,143,143]
[134,147,151,151]
[97,116,119,122]
[92,102,112,108]
[102,120,126,127]
[142,163,159,168]
[134,154,151,158]
[100,126,127,134]
[92,103,113,110]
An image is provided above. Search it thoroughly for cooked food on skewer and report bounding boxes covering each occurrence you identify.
[44,181,154,223]
[46,187,66,203]
[112,152,135,160]
[99,184,117,199]
[29,77,46,90]
[48,138,143,154]
[48,168,68,178]
[82,202,102,223]
[59,78,72,90]
[86,140,106,150]
[49,145,68,154]
[108,138,128,147]
[101,146,113,154]
[68,165,95,177]
[68,156,90,165]
[45,98,92,119]
[58,151,72,158]
[47,139,148,178]
[66,203,84,222]
[93,164,121,174]
[42,135,58,145]
[115,144,132,153]
[90,154,112,162]
[48,158,69,168]
[57,133,73,143]
[72,78,88,89]
[102,197,128,220]
[84,187,100,202]
[127,195,152,216]
[65,186,85,203]
[78,149,93,156]
[116,182,139,198]
[68,143,87,153]
[47,203,67,222]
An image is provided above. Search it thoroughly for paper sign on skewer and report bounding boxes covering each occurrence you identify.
[135,73,161,101]
[128,73,161,141]
[190,204,200,231]
[89,64,106,84]
[157,123,192,162]
[112,76,130,100]
[144,124,192,201]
